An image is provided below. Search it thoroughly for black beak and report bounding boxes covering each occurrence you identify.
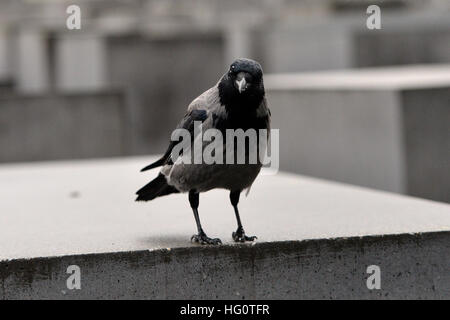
[235,72,250,93]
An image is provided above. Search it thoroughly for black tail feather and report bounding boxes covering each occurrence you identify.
[140,158,165,172]
[135,174,179,201]
[141,144,175,172]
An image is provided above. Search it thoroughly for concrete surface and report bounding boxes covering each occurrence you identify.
[265,64,450,203]
[0,91,127,163]
[0,156,449,299]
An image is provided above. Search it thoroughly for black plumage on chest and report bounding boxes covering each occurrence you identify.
[216,75,267,132]
[212,109,268,133]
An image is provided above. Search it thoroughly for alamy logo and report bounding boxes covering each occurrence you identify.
[366,265,381,290]
[170,122,279,174]
[366,5,381,30]
[66,265,81,290]
[66,5,81,30]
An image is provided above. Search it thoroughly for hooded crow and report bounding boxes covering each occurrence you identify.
[136,58,271,245]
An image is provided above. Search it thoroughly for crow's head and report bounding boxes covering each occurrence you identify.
[227,58,263,94]
[219,58,265,109]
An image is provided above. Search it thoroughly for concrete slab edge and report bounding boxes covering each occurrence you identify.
[1,231,449,299]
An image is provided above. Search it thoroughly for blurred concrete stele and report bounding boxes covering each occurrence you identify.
[257,12,450,72]
[0,91,127,162]
[266,64,450,203]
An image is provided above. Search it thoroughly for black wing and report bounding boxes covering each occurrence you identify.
[140,109,208,171]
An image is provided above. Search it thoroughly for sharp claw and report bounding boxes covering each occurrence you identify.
[191,233,222,245]
[232,230,257,243]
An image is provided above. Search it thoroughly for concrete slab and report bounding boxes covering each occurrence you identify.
[0,156,449,261]
[265,65,450,203]
[0,157,449,299]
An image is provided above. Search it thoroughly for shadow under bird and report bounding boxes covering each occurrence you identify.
[136,58,271,245]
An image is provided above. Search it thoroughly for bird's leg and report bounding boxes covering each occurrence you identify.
[189,190,222,245]
[230,191,257,242]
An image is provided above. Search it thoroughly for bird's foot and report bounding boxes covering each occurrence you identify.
[191,232,222,245]
[232,227,257,242]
